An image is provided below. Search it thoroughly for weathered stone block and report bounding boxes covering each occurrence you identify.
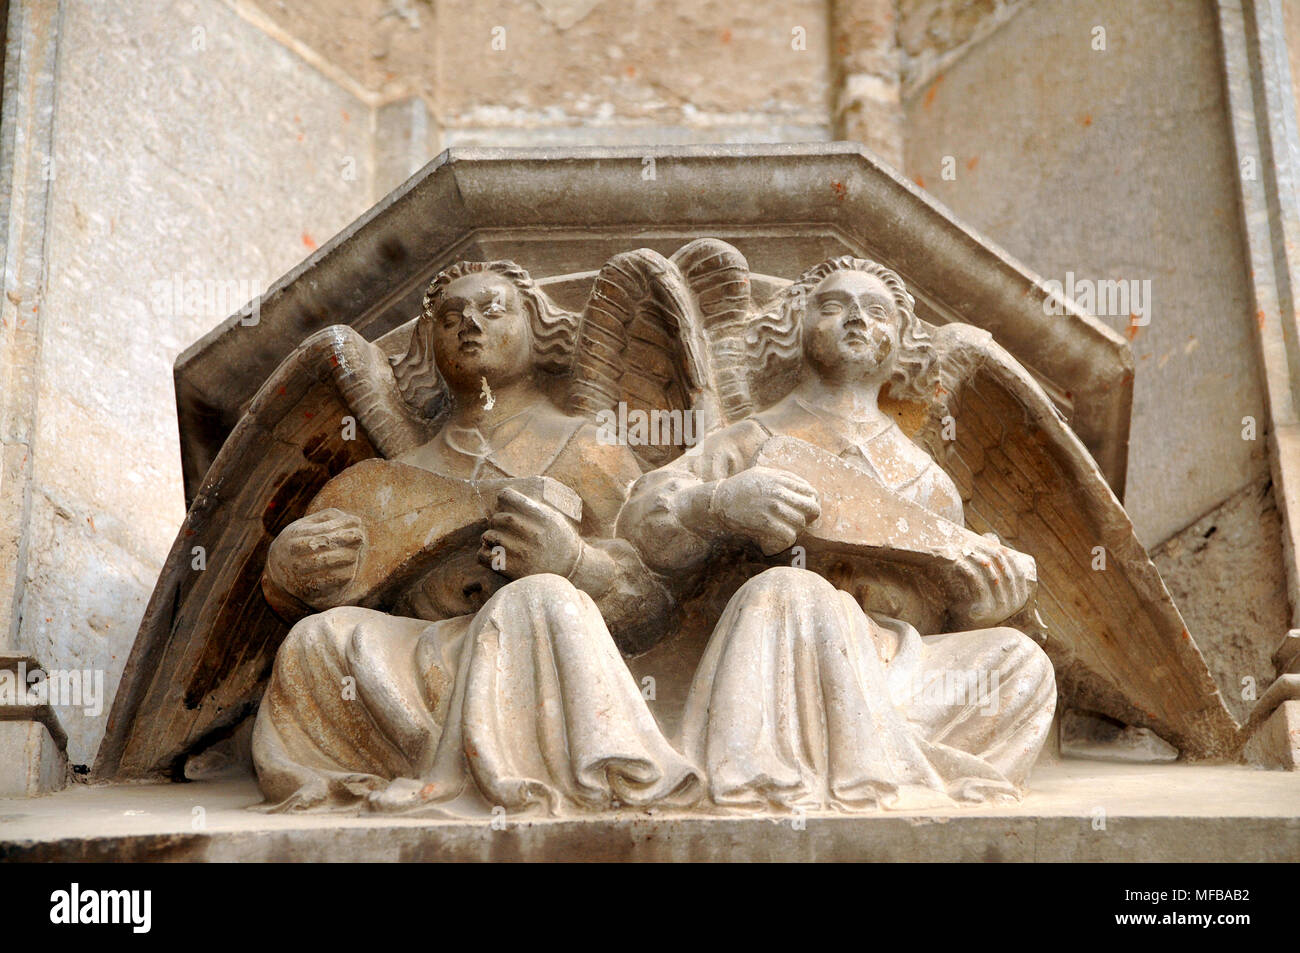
[0,721,66,797]
[1242,700,1300,769]
[1059,709,1179,764]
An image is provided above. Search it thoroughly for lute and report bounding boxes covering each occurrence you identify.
[304,458,583,610]
[754,435,1036,627]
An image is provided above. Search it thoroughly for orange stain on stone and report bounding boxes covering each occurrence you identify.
[302,232,317,250]
[1081,114,1092,126]
[1257,309,1266,329]
[966,156,979,170]
[830,180,847,201]
[914,174,926,188]
[923,74,943,108]
[720,28,732,43]
[1126,315,1141,340]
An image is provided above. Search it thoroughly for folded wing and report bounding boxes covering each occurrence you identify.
[94,326,436,780]
[567,241,752,468]
[903,322,1240,759]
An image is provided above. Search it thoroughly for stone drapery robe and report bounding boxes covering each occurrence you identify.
[253,402,701,815]
[618,393,1057,811]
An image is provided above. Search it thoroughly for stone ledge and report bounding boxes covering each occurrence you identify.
[2,762,1297,862]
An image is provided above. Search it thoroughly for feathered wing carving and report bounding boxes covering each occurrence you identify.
[95,326,437,780]
[567,241,752,468]
[899,322,1240,759]
[671,239,756,422]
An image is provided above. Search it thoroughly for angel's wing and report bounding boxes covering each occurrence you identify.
[899,322,1240,759]
[567,241,751,469]
[94,326,437,780]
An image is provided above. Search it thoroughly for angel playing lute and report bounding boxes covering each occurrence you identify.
[97,241,1238,815]
[617,254,1238,810]
[96,240,759,812]
[251,250,754,815]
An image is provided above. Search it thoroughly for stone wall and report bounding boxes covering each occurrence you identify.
[239,0,835,147]
[1,0,375,766]
[1,0,1294,773]
[902,0,1291,709]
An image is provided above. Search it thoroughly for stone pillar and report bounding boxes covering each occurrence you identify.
[373,96,441,200]
[0,0,67,796]
[1220,0,1300,757]
[831,0,904,169]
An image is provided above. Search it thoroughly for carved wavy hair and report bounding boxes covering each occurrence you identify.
[390,260,578,416]
[745,256,938,400]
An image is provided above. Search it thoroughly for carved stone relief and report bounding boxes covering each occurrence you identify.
[97,241,1243,816]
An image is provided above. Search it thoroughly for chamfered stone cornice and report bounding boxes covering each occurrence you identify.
[174,143,1133,500]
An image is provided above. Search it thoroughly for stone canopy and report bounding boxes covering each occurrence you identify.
[173,144,1133,504]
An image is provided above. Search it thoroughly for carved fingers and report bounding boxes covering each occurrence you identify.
[711,466,822,556]
[951,543,1035,628]
[266,508,367,608]
[479,486,582,580]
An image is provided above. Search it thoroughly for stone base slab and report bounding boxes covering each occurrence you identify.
[1,762,1297,862]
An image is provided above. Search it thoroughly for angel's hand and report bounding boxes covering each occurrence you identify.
[479,487,583,580]
[709,466,822,556]
[949,544,1035,628]
[266,508,367,608]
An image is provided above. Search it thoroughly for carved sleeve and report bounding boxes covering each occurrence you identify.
[616,421,767,575]
[547,425,680,654]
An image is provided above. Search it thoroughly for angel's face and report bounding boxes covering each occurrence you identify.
[802,270,900,385]
[430,272,533,392]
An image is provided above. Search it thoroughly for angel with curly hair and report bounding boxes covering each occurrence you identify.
[253,260,700,815]
[618,257,1057,812]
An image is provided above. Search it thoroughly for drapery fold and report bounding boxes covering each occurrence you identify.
[680,567,1055,811]
[254,569,1053,816]
[253,574,702,816]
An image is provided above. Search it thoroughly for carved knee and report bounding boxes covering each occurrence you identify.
[479,573,590,638]
[276,606,374,671]
[489,572,579,607]
[987,627,1056,697]
[734,565,837,602]
[722,567,854,653]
